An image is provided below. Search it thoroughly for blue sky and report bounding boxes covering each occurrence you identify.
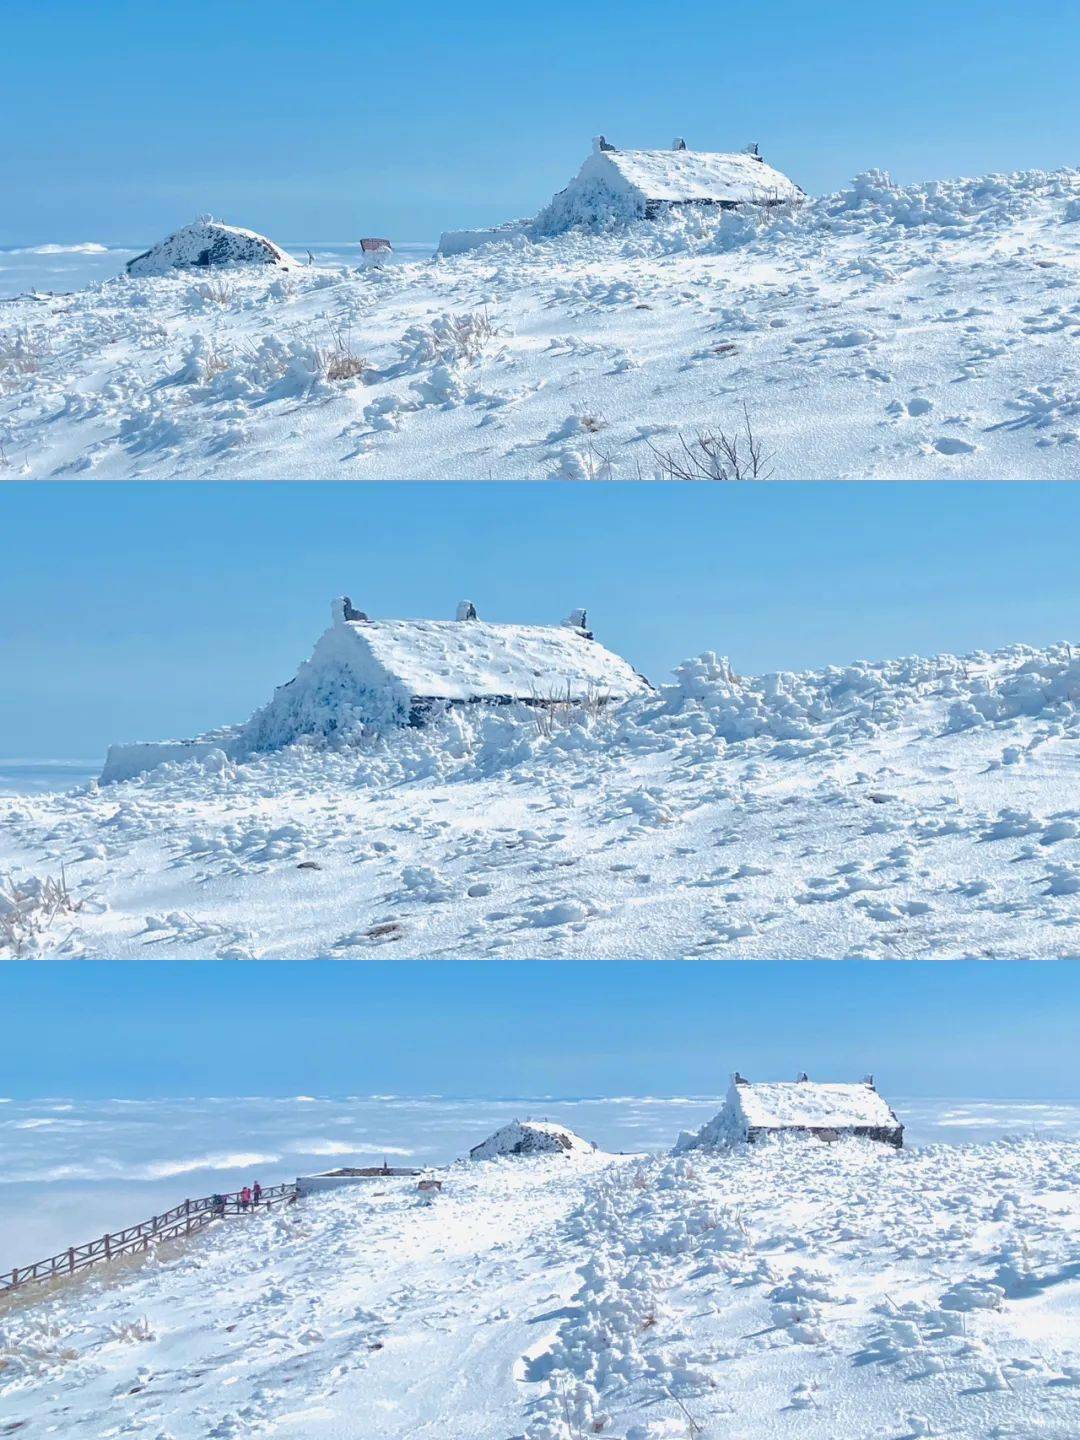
[1,962,1077,1100]
[3,1,1079,242]
[4,482,1080,757]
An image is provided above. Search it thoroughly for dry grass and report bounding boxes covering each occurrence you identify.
[316,322,368,382]
[453,309,500,362]
[529,684,612,737]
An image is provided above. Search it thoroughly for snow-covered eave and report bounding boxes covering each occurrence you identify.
[745,1121,904,1146]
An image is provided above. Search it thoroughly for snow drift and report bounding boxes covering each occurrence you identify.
[125,218,295,277]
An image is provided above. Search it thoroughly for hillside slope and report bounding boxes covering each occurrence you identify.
[1,1139,1077,1439]
[2,168,1079,479]
[2,640,1079,958]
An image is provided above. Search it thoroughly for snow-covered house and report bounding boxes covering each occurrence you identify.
[126,218,295,277]
[469,1120,596,1161]
[439,137,802,252]
[675,1075,904,1151]
[100,600,651,781]
[536,137,803,232]
[239,598,653,745]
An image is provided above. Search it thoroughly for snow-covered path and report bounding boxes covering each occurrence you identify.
[0,1155,614,1439]
[1,1139,1077,1439]
[3,168,1080,480]
[3,642,1079,959]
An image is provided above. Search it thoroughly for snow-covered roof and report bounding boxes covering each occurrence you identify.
[733,1080,900,1133]
[343,616,647,703]
[126,218,295,277]
[675,1078,902,1152]
[469,1120,596,1161]
[594,144,801,206]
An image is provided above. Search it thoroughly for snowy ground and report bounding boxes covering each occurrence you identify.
[2,1135,1077,1439]
[2,167,1080,479]
[3,640,1080,959]
[4,1093,1078,1274]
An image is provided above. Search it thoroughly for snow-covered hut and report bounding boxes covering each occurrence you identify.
[469,1119,596,1161]
[126,218,295,277]
[238,598,652,745]
[675,1074,903,1151]
[533,136,802,232]
[99,600,651,782]
[296,1164,422,1195]
[439,137,802,252]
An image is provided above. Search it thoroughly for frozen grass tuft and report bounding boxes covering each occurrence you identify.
[0,869,81,958]
[529,685,612,737]
[314,322,369,382]
[0,328,48,392]
[187,279,236,308]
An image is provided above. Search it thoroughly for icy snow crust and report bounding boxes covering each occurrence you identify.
[470,1119,597,1160]
[125,219,295,277]
[4,166,1080,478]
[1,1139,1077,1440]
[675,1081,901,1151]
[2,639,1080,956]
[3,640,1080,958]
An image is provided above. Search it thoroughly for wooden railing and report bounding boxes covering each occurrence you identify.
[0,1183,298,1296]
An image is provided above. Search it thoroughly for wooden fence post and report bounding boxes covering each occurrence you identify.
[68,1247,75,1275]
[103,1233,111,1260]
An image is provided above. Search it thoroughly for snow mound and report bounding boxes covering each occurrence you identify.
[469,1119,596,1160]
[656,643,1080,745]
[945,645,1080,730]
[126,218,295,277]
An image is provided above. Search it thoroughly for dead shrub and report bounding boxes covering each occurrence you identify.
[646,403,773,480]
